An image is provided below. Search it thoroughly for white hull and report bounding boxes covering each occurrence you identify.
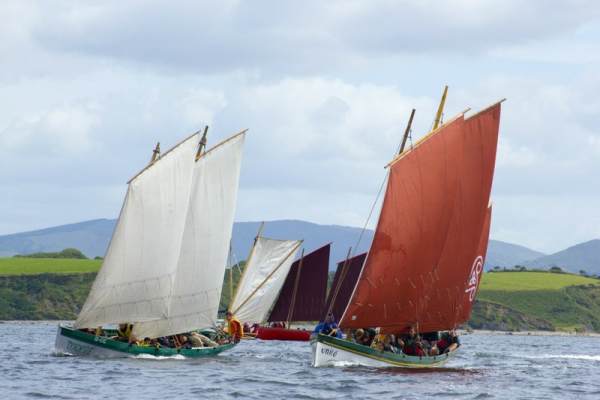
[311,335,454,368]
[54,327,128,358]
[312,340,393,367]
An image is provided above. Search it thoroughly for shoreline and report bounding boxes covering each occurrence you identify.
[464,329,600,338]
[3,321,600,338]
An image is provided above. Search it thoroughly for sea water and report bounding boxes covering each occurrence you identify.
[1,322,599,399]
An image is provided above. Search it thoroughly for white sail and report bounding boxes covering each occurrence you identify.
[231,237,301,324]
[133,132,245,338]
[75,134,199,329]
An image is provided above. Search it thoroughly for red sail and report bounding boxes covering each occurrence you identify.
[456,204,492,323]
[267,244,330,322]
[322,253,367,321]
[340,103,501,333]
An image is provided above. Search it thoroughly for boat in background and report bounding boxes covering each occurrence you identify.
[258,244,331,341]
[321,252,366,322]
[55,127,247,358]
[313,88,502,367]
[228,225,302,336]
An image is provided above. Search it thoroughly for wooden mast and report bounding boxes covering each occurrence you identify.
[195,125,209,161]
[399,109,416,155]
[229,222,265,312]
[325,246,352,317]
[229,267,234,308]
[149,142,161,164]
[286,248,305,327]
[433,85,448,131]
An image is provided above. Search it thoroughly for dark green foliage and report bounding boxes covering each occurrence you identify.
[467,300,554,331]
[14,248,88,260]
[218,261,246,314]
[0,273,95,319]
[476,285,600,331]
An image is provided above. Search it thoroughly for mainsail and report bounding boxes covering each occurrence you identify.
[230,236,302,324]
[75,130,246,339]
[267,244,330,323]
[323,252,366,321]
[340,102,501,333]
[134,132,245,338]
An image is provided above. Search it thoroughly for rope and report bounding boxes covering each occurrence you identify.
[350,170,388,260]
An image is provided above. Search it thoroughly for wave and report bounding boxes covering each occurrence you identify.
[330,360,361,367]
[523,354,600,362]
[130,353,186,360]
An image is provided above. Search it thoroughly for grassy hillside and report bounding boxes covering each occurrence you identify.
[476,272,600,332]
[3,259,600,333]
[479,271,598,291]
[0,257,101,276]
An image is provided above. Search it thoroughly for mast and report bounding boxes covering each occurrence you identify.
[433,85,448,131]
[228,267,234,309]
[229,222,265,312]
[399,109,416,155]
[286,248,305,326]
[195,125,209,161]
[149,142,161,164]
[326,246,352,317]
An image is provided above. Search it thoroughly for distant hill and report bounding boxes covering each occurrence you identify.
[0,219,374,270]
[484,240,545,270]
[231,220,373,270]
[526,240,600,275]
[2,218,596,272]
[0,219,115,260]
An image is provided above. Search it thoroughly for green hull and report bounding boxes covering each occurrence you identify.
[312,333,456,368]
[55,325,236,358]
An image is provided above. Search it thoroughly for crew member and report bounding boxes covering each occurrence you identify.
[225,311,243,343]
[117,323,135,343]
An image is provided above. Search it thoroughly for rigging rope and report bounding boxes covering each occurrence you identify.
[350,167,388,259]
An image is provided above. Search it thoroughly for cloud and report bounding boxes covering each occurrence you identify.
[21,0,600,75]
[0,1,599,255]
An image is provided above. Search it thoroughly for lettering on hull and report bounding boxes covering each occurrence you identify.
[321,347,338,358]
[65,339,93,356]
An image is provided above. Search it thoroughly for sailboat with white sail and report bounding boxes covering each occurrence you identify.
[312,89,502,368]
[228,224,302,335]
[55,127,246,358]
[256,243,331,341]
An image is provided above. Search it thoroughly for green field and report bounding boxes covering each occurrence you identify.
[477,272,600,332]
[480,271,599,291]
[0,257,102,276]
[2,258,600,332]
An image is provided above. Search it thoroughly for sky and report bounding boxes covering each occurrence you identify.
[1,0,599,253]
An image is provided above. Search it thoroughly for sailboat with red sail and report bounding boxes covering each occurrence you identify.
[312,91,502,368]
[322,252,366,322]
[255,244,331,341]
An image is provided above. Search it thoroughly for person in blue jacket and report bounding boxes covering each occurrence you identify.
[313,312,342,338]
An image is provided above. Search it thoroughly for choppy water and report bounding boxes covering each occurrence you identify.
[1,322,600,399]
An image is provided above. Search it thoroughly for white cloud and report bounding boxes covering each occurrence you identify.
[0,0,599,255]
[0,102,99,155]
[15,0,599,76]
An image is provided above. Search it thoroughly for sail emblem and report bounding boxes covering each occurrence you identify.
[465,256,484,302]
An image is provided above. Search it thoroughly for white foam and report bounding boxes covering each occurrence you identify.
[51,351,73,357]
[331,360,361,367]
[130,353,186,360]
[524,354,600,362]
